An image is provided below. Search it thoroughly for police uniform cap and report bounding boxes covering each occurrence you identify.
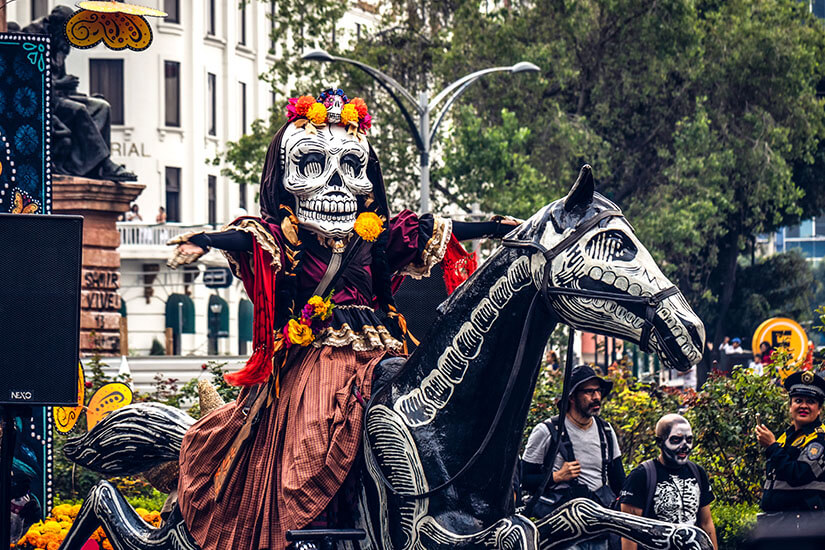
[784,370,825,402]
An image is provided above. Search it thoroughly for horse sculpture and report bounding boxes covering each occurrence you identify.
[58,166,710,550]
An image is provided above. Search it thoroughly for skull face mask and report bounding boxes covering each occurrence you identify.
[281,122,372,238]
[659,418,694,468]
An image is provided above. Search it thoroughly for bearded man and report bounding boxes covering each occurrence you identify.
[619,414,717,550]
[521,365,625,550]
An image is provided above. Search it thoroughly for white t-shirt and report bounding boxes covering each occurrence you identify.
[522,416,622,491]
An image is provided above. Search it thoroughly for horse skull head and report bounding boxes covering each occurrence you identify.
[530,165,705,371]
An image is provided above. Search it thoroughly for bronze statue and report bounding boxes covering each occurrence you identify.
[23,6,136,181]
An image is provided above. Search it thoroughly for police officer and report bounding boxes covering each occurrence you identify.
[756,370,825,512]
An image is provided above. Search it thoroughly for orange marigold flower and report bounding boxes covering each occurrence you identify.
[354,212,383,242]
[306,102,327,125]
[102,539,114,550]
[349,97,368,118]
[340,104,359,127]
[295,96,316,116]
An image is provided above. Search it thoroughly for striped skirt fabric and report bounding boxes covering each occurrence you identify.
[177,344,385,550]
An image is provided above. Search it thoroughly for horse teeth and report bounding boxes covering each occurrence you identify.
[605,301,617,312]
[614,276,629,291]
[602,271,616,284]
[589,266,603,279]
[627,284,641,296]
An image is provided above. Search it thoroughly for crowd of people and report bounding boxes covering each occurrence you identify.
[520,365,825,549]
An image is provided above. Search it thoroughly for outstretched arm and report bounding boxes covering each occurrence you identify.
[451,218,519,241]
[167,230,253,268]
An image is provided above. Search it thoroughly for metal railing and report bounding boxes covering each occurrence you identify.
[117,222,213,246]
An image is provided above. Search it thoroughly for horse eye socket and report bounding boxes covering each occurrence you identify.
[585,230,638,262]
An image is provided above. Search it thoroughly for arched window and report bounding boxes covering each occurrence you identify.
[165,293,195,355]
[207,294,229,355]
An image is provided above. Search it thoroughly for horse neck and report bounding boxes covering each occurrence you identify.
[396,248,557,498]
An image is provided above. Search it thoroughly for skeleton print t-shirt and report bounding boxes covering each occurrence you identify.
[619,460,714,524]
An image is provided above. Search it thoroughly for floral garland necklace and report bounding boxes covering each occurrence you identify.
[280,211,384,348]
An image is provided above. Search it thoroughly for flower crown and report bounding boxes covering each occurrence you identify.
[286,88,372,135]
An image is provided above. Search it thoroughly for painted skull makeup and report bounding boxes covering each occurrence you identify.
[661,420,694,468]
[281,122,372,238]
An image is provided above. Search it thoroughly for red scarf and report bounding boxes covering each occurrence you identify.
[224,240,279,387]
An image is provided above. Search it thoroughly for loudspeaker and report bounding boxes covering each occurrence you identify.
[394,264,449,350]
[0,214,82,405]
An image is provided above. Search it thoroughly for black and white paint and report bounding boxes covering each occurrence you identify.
[57,167,710,550]
[281,123,372,238]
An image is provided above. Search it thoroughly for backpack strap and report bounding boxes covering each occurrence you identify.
[594,417,614,486]
[542,416,575,467]
[642,459,657,518]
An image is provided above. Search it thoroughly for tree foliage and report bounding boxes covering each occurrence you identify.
[219,0,825,337]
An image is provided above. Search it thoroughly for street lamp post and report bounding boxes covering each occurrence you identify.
[301,49,540,213]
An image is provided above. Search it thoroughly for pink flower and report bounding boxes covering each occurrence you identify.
[359,113,372,133]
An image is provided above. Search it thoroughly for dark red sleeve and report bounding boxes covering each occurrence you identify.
[386,210,436,273]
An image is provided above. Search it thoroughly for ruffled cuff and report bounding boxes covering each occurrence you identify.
[220,218,282,277]
[400,214,452,279]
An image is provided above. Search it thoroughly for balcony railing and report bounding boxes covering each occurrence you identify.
[118,222,213,246]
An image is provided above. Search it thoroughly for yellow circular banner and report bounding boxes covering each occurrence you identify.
[752,317,809,364]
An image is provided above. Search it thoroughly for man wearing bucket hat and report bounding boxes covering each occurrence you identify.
[756,370,825,512]
[521,365,625,550]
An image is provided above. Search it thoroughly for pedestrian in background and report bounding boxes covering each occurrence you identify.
[522,365,625,550]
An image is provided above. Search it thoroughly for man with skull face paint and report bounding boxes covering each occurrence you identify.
[166,89,516,550]
[619,414,717,550]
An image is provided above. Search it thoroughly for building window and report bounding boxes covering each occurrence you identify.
[164,0,180,23]
[208,175,217,226]
[207,72,217,136]
[815,216,825,237]
[240,81,247,135]
[207,0,216,35]
[164,61,181,127]
[31,0,48,21]
[238,0,247,45]
[269,0,276,52]
[166,167,181,222]
[239,182,247,210]
[89,59,124,125]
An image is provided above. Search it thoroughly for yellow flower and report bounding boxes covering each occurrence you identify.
[70,504,81,517]
[42,522,61,534]
[287,318,314,346]
[340,103,359,127]
[307,295,333,319]
[306,102,327,125]
[354,212,383,242]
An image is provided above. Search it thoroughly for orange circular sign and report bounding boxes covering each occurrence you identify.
[752,317,809,364]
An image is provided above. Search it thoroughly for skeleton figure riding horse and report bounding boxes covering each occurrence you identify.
[56,91,709,550]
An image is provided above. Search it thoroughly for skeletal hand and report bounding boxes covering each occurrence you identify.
[167,242,205,269]
[755,424,776,447]
[555,460,581,482]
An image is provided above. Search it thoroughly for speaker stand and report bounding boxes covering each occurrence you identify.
[0,405,30,550]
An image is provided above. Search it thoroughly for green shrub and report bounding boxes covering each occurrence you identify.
[711,502,759,550]
[686,365,787,504]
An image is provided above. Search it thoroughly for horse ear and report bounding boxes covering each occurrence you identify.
[563,164,594,212]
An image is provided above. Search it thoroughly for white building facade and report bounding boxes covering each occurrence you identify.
[8,0,378,355]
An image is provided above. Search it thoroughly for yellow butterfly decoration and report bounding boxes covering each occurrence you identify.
[54,364,86,433]
[65,1,167,52]
[10,189,39,214]
[53,365,133,433]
